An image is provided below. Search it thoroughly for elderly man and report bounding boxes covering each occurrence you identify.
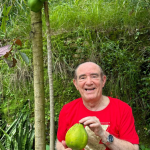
[56,62,139,150]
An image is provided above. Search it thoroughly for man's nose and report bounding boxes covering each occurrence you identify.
[86,76,92,84]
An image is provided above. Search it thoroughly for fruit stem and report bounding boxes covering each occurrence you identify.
[80,123,84,126]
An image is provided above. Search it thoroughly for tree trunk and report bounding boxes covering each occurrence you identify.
[31,11,46,150]
[44,2,55,150]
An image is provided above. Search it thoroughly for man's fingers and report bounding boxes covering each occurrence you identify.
[62,140,68,148]
[62,140,72,150]
[79,116,100,126]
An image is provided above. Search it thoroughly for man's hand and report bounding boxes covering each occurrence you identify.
[79,116,105,137]
[55,139,72,150]
[62,140,72,150]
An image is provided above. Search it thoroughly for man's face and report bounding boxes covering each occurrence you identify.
[73,62,106,102]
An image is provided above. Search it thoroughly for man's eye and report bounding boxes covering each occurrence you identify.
[92,75,98,78]
[79,76,86,79]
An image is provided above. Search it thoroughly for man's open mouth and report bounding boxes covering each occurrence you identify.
[85,88,95,91]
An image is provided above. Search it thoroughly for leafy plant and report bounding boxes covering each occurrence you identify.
[140,144,150,150]
[0,112,34,150]
[1,4,12,34]
[49,0,150,32]
[0,0,31,39]
[0,39,29,68]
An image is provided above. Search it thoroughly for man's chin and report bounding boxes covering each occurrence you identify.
[83,96,96,101]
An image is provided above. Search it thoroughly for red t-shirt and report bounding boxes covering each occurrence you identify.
[57,97,139,149]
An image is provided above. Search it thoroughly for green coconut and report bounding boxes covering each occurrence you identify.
[28,0,43,12]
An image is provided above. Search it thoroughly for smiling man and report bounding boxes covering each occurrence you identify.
[56,62,139,150]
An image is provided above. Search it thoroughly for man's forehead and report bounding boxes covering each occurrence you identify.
[78,62,99,69]
[76,63,100,74]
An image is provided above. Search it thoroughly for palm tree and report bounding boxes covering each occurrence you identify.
[30,11,46,150]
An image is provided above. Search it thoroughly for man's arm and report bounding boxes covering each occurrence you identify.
[79,116,139,150]
[101,130,139,150]
[55,134,139,150]
[55,131,139,150]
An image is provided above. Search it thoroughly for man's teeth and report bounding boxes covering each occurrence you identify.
[85,88,95,91]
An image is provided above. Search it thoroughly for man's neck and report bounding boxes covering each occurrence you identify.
[83,95,109,111]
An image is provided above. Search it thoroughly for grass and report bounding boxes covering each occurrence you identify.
[2,0,149,38]
[49,0,150,33]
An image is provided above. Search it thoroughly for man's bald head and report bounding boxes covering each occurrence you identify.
[74,62,105,80]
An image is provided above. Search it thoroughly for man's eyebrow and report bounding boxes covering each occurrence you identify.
[79,74,86,79]
[91,73,99,76]
[78,73,99,79]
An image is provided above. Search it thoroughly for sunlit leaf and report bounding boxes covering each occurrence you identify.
[0,45,11,57]
[19,51,29,64]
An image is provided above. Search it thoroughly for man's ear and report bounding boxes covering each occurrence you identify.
[73,79,78,90]
[102,75,107,88]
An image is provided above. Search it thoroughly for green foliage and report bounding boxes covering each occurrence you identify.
[140,144,150,150]
[19,51,30,65]
[1,4,12,33]
[97,39,140,105]
[0,58,34,123]
[1,0,150,39]
[0,0,31,39]
[44,74,80,142]
[0,112,34,150]
[137,46,150,137]
[49,0,150,32]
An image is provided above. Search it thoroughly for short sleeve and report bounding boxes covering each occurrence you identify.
[57,106,68,142]
[119,105,139,144]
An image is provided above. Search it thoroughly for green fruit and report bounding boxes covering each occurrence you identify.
[28,0,43,12]
[65,123,88,150]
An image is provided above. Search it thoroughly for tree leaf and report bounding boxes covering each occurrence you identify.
[19,51,29,64]
[0,127,11,142]
[1,17,6,33]
[1,5,12,33]
[14,39,22,47]
[6,6,12,15]
[2,4,7,15]
[0,45,11,57]
[12,58,17,67]
[1,4,7,33]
